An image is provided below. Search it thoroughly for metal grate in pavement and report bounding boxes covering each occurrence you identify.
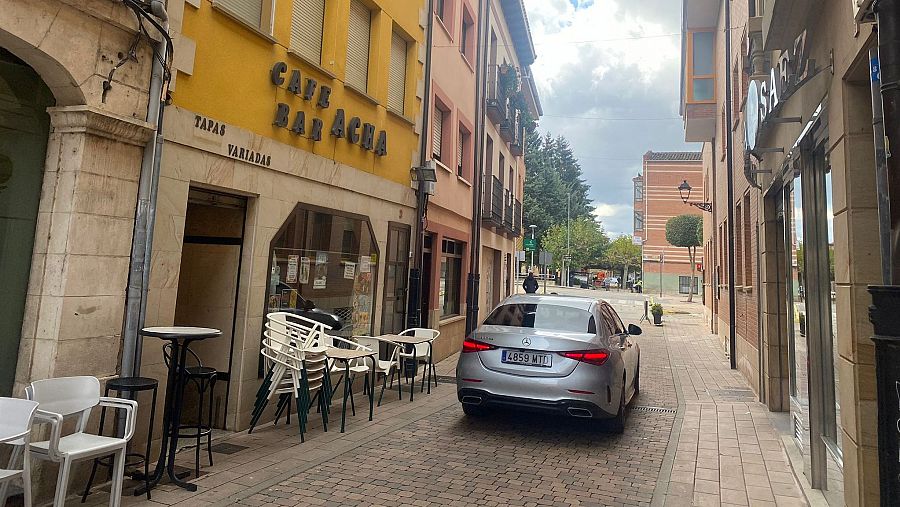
[209,442,249,455]
[632,405,677,414]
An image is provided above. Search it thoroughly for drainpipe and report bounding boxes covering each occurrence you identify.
[871,42,892,285]
[875,1,900,284]
[724,0,738,369]
[406,0,436,330]
[121,0,171,378]
[465,0,489,337]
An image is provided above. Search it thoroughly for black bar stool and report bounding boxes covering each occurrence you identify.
[81,376,159,501]
[163,343,218,478]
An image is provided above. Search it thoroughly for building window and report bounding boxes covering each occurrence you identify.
[387,31,408,114]
[735,202,744,285]
[432,106,445,160]
[634,211,644,231]
[688,30,715,102]
[440,239,464,317]
[498,153,505,180]
[267,204,379,338]
[743,193,752,286]
[457,126,470,178]
[679,276,700,294]
[290,0,325,64]
[634,179,644,201]
[436,0,447,22]
[214,0,275,34]
[460,9,475,63]
[346,0,371,92]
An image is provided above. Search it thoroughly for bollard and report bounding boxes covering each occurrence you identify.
[868,285,900,506]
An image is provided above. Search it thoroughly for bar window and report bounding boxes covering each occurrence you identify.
[689,30,715,102]
[266,204,379,339]
[440,239,463,317]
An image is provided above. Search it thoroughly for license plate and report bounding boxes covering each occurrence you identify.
[501,349,552,367]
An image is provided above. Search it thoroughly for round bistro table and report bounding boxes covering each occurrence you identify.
[137,327,221,494]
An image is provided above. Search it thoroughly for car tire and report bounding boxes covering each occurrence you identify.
[606,386,626,434]
[634,362,640,397]
[462,403,485,417]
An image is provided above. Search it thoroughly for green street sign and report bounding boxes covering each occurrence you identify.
[524,238,537,252]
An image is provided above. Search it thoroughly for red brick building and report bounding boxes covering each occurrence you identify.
[634,152,704,296]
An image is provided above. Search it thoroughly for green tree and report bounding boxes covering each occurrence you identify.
[666,214,703,302]
[523,131,593,235]
[605,235,642,284]
[540,218,609,271]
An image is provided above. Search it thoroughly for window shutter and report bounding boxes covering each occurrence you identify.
[291,0,325,64]
[456,130,464,174]
[432,108,443,159]
[346,0,371,91]
[218,0,263,28]
[388,32,407,113]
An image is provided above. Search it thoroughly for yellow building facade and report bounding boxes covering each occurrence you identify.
[137,0,428,432]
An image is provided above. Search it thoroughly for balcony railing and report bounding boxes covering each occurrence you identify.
[486,65,505,126]
[481,175,504,228]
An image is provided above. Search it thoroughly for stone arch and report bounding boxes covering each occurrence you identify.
[0,27,85,107]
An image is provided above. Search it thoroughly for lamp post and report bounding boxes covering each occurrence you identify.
[407,161,438,329]
[566,193,571,287]
[677,180,713,213]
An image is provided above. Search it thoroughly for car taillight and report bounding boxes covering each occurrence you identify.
[462,337,495,353]
[560,350,610,366]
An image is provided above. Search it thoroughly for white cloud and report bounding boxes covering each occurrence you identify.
[592,202,632,237]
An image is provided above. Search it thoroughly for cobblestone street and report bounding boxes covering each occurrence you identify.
[80,292,807,507]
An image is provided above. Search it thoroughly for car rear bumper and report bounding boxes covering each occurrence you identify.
[457,388,617,419]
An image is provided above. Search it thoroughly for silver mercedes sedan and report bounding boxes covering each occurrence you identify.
[456,294,642,432]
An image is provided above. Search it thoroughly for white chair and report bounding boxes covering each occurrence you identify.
[397,328,441,391]
[354,336,403,405]
[0,398,39,507]
[26,376,137,507]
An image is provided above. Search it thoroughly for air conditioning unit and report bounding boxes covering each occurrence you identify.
[856,0,876,23]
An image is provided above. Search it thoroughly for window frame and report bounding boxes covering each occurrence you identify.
[687,29,716,104]
[439,239,464,317]
[387,29,409,115]
[634,211,644,231]
[212,0,277,39]
[345,0,372,93]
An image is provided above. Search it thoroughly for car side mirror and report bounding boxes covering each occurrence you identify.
[628,324,642,336]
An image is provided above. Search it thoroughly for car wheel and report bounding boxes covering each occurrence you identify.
[634,362,640,397]
[462,403,485,417]
[606,385,626,434]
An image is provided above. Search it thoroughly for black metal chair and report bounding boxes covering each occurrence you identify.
[81,376,158,501]
[163,343,218,478]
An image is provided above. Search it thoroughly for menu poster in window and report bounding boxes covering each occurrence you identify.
[268,294,280,311]
[344,262,356,279]
[352,270,373,335]
[286,255,299,283]
[299,257,310,284]
[314,252,327,289]
[359,255,371,274]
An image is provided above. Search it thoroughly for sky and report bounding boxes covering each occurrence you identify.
[523,0,700,237]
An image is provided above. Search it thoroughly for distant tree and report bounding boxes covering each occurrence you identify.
[523,131,593,235]
[540,218,610,271]
[605,235,642,283]
[666,214,703,302]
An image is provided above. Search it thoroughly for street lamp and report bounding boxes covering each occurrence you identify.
[529,224,537,273]
[677,180,712,213]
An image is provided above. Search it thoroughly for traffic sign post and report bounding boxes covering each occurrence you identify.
[524,238,537,252]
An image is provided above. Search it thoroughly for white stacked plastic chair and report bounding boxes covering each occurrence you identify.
[397,328,442,391]
[353,336,403,405]
[0,398,39,507]
[26,376,137,507]
[319,332,373,399]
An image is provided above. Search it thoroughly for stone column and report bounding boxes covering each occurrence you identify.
[14,105,154,395]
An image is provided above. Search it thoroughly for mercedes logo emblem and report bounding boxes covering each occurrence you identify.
[522,337,531,347]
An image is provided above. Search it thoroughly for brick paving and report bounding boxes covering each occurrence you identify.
[72,293,807,507]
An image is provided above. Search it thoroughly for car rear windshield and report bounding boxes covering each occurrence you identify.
[483,303,595,333]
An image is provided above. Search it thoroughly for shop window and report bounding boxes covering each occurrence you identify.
[687,30,715,103]
[214,0,275,35]
[440,239,464,317]
[634,211,644,232]
[266,204,379,338]
[388,31,408,114]
[679,276,700,294]
[290,0,325,64]
[346,0,371,92]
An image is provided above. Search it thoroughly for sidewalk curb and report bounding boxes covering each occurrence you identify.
[650,322,685,507]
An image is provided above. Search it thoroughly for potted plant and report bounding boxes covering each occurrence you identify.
[651,303,664,326]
